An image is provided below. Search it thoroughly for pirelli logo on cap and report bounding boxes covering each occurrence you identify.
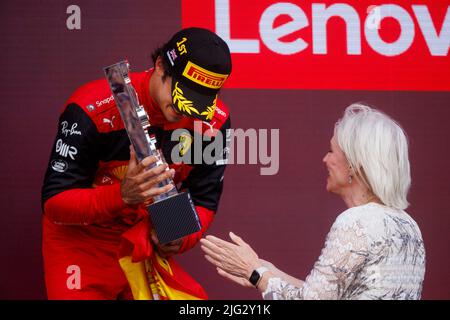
[182,61,228,89]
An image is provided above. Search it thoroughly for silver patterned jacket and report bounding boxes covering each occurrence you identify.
[263,203,426,300]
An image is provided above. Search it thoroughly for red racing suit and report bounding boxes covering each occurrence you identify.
[41,69,230,299]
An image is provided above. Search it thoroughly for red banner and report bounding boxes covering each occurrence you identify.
[182,0,450,91]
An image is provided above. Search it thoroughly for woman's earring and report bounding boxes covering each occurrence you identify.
[348,165,353,184]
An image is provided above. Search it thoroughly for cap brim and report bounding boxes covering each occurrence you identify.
[171,78,217,122]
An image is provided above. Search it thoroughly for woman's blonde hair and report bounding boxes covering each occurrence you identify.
[335,103,411,210]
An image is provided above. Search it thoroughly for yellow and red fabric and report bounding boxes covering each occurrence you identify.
[118,206,213,300]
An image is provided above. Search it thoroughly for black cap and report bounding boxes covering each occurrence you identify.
[162,28,232,122]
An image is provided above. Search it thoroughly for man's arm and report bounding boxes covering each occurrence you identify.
[177,115,231,253]
[42,103,174,225]
[41,103,119,224]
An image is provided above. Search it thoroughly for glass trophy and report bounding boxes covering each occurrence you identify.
[104,60,201,244]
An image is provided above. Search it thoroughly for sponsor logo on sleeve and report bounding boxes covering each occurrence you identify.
[56,139,78,160]
[51,159,69,173]
[61,121,82,137]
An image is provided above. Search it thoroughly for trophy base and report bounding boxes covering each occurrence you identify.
[148,192,201,245]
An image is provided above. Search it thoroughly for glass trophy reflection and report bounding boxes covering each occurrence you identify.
[104,60,201,244]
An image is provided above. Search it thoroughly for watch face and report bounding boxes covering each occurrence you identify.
[249,270,260,286]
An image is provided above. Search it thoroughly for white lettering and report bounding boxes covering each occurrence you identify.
[231,128,258,165]
[61,121,82,137]
[179,304,214,317]
[66,5,81,30]
[215,106,227,117]
[66,265,81,290]
[96,95,114,107]
[203,128,223,165]
[312,3,361,55]
[258,129,280,176]
[56,139,78,160]
[214,2,450,57]
[412,5,450,56]
[365,4,415,56]
[215,0,260,53]
[366,5,382,30]
[51,159,68,173]
[171,122,280,175]
[260,2,309,55]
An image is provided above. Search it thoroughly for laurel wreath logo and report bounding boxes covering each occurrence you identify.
[172,82,200,116]
[201,98,217,121]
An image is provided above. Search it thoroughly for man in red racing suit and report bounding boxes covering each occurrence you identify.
[41,28,232,299]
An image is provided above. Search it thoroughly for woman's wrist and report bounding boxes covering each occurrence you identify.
[259,258,275,270]
[246,260,262,279]
[256,270,273,293]
[247,265,271,291]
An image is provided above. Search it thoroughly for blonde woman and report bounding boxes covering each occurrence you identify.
[201,104,425,300]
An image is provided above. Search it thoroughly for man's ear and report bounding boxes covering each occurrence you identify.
[154,56,164,76]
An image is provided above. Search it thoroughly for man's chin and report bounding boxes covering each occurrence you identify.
[167,115,183,123]
[162,112,182,123]
[163,108,184,122]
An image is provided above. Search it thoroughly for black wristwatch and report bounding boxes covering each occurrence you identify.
[249,267,269,287]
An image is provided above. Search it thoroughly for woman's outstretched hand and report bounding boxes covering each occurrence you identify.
[200,232,260,288]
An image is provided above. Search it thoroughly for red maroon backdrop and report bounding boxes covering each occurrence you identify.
[0,0,449,300]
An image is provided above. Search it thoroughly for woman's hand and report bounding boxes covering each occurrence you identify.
[200,232,261,286]
[215,267,254,288]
